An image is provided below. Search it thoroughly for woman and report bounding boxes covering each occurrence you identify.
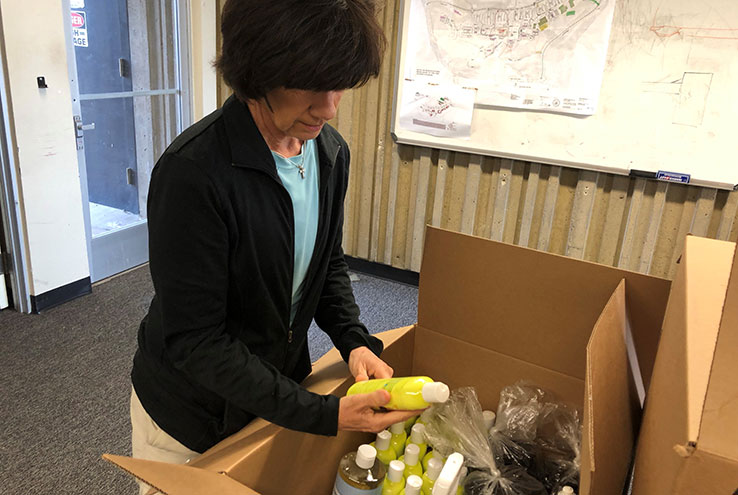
[129,0,417,490]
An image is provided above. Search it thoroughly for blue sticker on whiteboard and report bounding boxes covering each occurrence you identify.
[656,171,690,183]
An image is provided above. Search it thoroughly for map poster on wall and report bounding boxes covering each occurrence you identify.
[403,0,617,116]
[399,81,476,138]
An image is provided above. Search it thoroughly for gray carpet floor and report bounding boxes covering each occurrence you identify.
[0,265,418,494]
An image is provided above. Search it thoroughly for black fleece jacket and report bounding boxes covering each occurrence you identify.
[131,95,383,453]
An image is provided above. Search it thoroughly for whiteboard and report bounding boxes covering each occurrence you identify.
[391,0,738,190]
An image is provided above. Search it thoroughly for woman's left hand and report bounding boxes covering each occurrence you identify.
[348,346,393,382]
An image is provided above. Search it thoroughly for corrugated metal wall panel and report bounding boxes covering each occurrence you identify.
[215,0,738,280]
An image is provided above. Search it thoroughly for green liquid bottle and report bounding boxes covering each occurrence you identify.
[404,423,428,459]
[389,422,407,458]
[403,474,423,495]
[422,449,445,472]
[334,444,386,495]
[404,414,419,435]
[421,457,443,495]
[382,460,405,495]
[376,430,397,468]
[402,443,423,480]
[346,376,450,410]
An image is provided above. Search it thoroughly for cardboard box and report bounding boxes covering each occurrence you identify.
[105,226,672,494]
[632,236,738,495]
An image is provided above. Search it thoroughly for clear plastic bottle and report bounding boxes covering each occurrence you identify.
[557,487,575,495]
[404,474,423,495]
[334,444,386,495]
[405,423,428,458]
[455,467,467,495]
[390,421,408,457]
[346,376,450,410]
[382,460,406,495]
[421,457,443,495]
[376,430,397,467]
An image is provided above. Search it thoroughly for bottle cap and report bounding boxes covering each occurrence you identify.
[404,443,420,465]
[426,457,443,480]
[558,487,575,495]
[388,460,405,482]
[406,474,423,495]
[376,430,391,451]
[422,382,450,403]
[410,423,426,444]
[355,444,377,469]
[390,421,405,434]
[482,410,496,431]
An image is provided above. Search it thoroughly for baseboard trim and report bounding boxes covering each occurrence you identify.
[344,256,419,287]
[30,277,92,314]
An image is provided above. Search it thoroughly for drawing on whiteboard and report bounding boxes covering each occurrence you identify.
[398,81,476,138]
[404,0,618,114]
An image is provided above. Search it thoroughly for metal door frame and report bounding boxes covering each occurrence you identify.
[64,0,192,282]
[0,6,31,313]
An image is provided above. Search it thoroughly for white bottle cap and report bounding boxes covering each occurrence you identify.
[432,452,464,495]
[410,423,426,444]
[390,421,405,434]
[404,443,420,465]
[483,410,497,431]
[388,460,405,482]
[558,487,575,495]
[355,444,377,469]
[426,457,443,480]
[376,430,391,451]
[422,382,450,403]
[405,475,423,495]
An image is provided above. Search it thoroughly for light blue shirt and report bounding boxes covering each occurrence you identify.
[272,139,319,324]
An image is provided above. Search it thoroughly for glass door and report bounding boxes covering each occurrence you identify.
[66,0,190,282]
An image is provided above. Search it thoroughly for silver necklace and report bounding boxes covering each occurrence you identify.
[285,144,306,179]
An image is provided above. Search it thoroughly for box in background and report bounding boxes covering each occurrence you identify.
[105,226,672,494]
[632,236,738,495]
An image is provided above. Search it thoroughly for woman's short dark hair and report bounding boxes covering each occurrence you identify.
[215,0,387,100]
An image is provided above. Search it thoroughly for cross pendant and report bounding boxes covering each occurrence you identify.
[298,165,305,179]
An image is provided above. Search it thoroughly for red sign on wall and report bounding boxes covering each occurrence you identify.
[71,11,86,28]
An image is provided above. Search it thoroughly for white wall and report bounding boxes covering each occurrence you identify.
[189,0,218,121]
[0,0,89,295]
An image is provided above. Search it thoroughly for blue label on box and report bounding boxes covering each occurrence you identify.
[656,171,690,183]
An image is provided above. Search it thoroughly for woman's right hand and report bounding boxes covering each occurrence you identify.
[338,389,421,433]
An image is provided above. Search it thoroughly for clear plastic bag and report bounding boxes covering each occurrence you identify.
[532,403,581,493]
[424,387,547,495]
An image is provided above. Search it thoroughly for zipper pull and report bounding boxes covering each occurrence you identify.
[287,330,293,343]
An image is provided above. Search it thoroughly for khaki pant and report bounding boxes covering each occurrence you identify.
[130,387,200,495]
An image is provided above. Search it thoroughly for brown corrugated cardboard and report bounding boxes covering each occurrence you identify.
[632,236,738,495]
[105,226,673,494]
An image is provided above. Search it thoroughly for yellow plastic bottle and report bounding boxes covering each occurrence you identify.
[415,408,433,427]
[382,460,406,495]
[404,423,428,459]
[402,444,423,480]
[346,376,450,410]
[404,414,419,435]
[376,430,397,467]
[422,449,445,472]
[403,475,423,495]
[389,422,407,458]
[421,457,443,495]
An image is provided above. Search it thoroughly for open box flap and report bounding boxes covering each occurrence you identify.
[699,242,738,460]
[579,280,640,495]
[418,227,670,387]
[102,455,258,495]
[673,449,738,495]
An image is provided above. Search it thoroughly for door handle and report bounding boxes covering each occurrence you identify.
[77,122,95,132]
